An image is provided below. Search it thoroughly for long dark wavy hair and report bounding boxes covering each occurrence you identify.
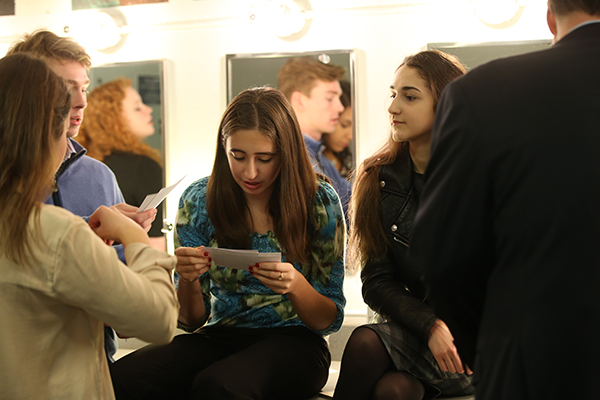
[207,87,318,264]
[348,50,466,272]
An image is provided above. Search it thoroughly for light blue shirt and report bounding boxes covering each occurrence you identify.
[303,134,351,219]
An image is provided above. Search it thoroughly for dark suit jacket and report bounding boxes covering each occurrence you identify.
[411,22,600,400]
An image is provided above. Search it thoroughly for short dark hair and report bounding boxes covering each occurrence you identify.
[339,80,351,109]
[549,0,600,15]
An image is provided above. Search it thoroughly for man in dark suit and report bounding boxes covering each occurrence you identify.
[410,1,600,399]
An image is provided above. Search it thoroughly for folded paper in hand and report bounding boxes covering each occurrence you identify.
[137,174,187,213]
[203,247,281,270]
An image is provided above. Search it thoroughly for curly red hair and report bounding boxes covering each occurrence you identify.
[77,78,161,165]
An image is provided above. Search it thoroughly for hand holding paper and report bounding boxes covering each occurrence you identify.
[137,174,187,213]
[203,247,281,270]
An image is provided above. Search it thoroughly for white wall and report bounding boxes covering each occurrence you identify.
[0,0,553,312]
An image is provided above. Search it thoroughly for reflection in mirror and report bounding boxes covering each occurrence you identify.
[88,60,165,153]
[85,60,167,249]
[428,40,552,69]
[226,50,356,175]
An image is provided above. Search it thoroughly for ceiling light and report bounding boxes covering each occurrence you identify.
[249,0,309,38]
[475,0,526,29]
[67,9,128,52]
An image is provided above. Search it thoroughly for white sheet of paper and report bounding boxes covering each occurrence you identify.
[137,174,187,213]
[203,247,281,270]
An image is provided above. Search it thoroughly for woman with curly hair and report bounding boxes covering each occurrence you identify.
[77,78,164,249]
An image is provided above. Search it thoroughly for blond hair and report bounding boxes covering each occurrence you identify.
[7,29,91,70]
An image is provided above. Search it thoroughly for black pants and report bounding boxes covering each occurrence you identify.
[110,326,330,400]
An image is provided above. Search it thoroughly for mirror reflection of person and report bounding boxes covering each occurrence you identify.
[333,51,472,400]
[0,53,179,400]
[277,56,352,217]
[77,78,165,251]
[110,87,346,400]
[6,29,158,363]
[321,80,353,179]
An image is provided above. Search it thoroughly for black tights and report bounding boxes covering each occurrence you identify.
[333,327,425,400]
[110,327,329,400]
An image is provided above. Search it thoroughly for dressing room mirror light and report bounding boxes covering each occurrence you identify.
[249,0,309,37]
[474,0,528,29]
[66,8,129,53]
[226,49,357,177]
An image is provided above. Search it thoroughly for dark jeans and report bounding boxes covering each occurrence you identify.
[110,325,330,400]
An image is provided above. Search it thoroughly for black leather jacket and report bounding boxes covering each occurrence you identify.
[361,148,438,342]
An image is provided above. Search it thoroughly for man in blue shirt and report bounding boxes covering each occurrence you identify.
[7,30,157,362]
[278,57,351,217]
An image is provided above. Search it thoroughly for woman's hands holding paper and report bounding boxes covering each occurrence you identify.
[174,246,212,284]
[88,205,150,247]
[249,262,301,295]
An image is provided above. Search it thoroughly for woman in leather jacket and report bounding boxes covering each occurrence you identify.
[333,51,472,400]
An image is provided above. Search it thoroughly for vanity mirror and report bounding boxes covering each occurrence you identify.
[226,49,356,175]
[87,59,168,236]
[88,60,166,156]
[428,40,552,69]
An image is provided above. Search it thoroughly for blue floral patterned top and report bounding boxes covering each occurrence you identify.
[174,177,346,336]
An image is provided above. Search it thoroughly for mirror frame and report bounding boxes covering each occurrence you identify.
[88,59,169,233]
[428,40,552,69]
[88,59,167,161]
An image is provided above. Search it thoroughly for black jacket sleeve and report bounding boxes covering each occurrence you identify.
[361,250,438,343]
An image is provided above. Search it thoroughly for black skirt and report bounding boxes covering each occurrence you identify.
[365,320,474,399]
